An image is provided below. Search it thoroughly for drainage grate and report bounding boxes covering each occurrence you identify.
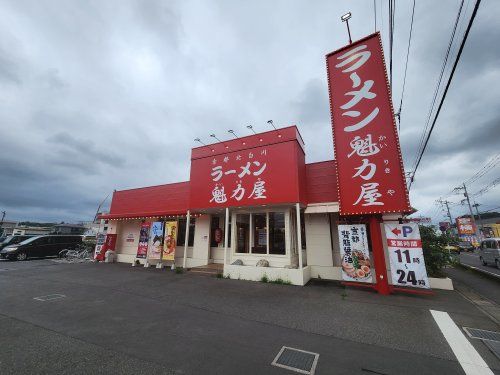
[271,346,319,374]
[463,327,500,342]
[33,294,66,302]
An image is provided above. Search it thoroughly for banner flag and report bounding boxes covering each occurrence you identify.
[338,224,373,283]
[147,222,164,260]
[163,221,178,261]
[136,222,151,259]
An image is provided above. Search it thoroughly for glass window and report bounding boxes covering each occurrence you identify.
[210,216,220,247]
[269,212,286,255]
[252,213,267,254]
[176,218,196,247]
[235,214,250,253]
[177,219,186,246]
[188,219,195,246]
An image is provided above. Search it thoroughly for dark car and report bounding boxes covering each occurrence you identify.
[457,241,475,253]
[0,235,83,261]
[0,235,33,251]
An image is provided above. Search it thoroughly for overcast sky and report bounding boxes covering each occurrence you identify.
[0,0,498,224]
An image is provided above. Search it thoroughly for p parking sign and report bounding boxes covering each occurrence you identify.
[384,223,430,289]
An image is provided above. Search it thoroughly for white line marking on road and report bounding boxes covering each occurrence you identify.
[460,263,500,279]
[430,310,493,375]
[33,294,66,301]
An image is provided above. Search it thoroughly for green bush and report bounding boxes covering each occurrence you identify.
[269,277,291,285]
[175,267,184,274]
[260,274,268,283]
[216,272,223,279]
[420,225,454,278]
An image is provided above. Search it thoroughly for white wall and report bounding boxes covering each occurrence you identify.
[192,214,210,265]
[304,213,342,279]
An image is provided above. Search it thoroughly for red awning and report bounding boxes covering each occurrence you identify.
[99,181,190,220]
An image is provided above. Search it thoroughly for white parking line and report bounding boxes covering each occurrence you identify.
[33,294,66,301]
[430,310,493,375]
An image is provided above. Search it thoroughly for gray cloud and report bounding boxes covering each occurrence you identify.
[0,0,499,223]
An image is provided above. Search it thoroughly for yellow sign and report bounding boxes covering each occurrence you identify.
[162,221,177,261]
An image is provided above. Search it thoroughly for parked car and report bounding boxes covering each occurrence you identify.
[444,244,460,254]
[0,235,83,261]
[479,238,500,268]
[457,241,475,253]
[0,235,33,251]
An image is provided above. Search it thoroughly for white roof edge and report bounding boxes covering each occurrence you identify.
[305,202,339,213]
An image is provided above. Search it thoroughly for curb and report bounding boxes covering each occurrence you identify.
[459,262,500,281]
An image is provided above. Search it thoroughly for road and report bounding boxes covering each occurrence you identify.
[1,258,500,374]
[460,251,500,278]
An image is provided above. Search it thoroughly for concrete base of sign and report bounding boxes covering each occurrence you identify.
[428,277,454,291]
[223,264,311,286]
[309,265,342,280]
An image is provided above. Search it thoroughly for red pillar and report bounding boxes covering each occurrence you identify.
[368,215,391,295]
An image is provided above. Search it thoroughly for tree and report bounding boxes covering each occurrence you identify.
[420,225,454,277]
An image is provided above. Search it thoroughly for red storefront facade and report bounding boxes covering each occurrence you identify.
[99,33,433,292]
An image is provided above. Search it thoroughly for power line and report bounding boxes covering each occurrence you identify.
[408,0,481,189]
[396,0,416,133]
[388,0,395,91]
[464,153,500,186]
[374,0,377,32]
[410,0,464,179]
[472,177,500,197]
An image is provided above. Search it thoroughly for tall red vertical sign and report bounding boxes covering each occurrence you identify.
[326,33,411,215]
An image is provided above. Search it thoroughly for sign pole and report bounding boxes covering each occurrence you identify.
[368,215,391,295]
[183,210,190,269]
[223,207,229,269]
[296,203,303,269]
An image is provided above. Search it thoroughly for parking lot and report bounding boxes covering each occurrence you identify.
[1,259,500,374]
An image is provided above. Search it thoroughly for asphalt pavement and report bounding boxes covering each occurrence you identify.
[1,258,500,374]
[460,251,500,278]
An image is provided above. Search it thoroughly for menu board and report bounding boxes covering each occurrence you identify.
[385,223,430,289]
[338,224,372,283]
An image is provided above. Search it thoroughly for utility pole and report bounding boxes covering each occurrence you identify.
[0,211,5,237]
[454,183,479,238]
[472,202,483,236]
[437,199,453,225]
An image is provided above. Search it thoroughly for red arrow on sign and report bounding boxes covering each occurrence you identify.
[391,227,402,236]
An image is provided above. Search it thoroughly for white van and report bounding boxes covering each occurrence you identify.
[479,238,500,268]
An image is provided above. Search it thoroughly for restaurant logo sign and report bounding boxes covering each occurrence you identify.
[326,33,411,215]
[338,224,372,283]
[385,223,430,289]
[189,141,303,209]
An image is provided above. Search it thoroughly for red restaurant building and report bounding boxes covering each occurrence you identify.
[99,33,452,291]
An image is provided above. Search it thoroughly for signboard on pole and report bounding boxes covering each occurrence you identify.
[338,224,372,283]
[162,221,177,261]
[326,33,411,215]
[148,221,164,260]
[456,217,476,235]
[94,233,106,260]
[384,223,430,289]
[136,222,151,259]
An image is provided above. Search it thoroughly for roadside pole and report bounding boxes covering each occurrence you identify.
[472,202,484,236]
[368,215,391,295]
[462,183,480,239]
